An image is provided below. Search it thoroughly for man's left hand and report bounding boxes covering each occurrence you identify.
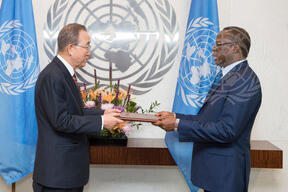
[104,108,121,115]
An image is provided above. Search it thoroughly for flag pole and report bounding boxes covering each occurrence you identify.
[12,183,15,192]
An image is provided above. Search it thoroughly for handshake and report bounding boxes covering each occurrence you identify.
[103,109,177,132]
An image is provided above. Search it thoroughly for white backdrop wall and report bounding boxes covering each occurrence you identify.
[0,0,287,191]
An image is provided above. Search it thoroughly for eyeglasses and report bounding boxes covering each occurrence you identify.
[215,42,238,47]
[73,44,90,50]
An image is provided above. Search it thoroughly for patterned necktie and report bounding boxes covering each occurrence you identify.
[214,69,223,84]
[72,73,77,85]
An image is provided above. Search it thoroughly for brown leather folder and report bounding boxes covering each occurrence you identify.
[119,112,158,123]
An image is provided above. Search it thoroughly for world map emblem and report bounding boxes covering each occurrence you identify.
[44,0,180,95]
[177,17,219,108]
[0,20,39,95]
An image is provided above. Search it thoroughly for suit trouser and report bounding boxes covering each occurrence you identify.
[33,182,83,192]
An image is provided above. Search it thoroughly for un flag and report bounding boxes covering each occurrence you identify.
[0,0,39,184]
[165,0,219,191]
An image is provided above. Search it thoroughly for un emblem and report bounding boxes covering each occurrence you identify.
[178,17,219,108]
[44,0,179,94]
[0,20,39,95]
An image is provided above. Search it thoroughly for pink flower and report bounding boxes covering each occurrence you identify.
[84,101,95,108]
[101,103,114,110]
[113,105,125,112]
[121,123,132,135]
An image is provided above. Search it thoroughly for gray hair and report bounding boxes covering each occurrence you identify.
[57,23,87,52]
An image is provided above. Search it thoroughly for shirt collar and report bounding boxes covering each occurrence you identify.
[57,55,75,76]
[222,59,246,77]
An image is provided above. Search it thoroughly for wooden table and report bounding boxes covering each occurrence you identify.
[90,139,282,168]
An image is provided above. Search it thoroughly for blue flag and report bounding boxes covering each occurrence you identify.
[0,0,39,184]
[165,0,219,191]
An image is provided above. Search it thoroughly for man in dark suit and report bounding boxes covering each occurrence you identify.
[33,23,123,192]
[154,26,262,192]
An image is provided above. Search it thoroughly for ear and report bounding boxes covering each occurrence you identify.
[232,44,241,54]
[66,44,74,56]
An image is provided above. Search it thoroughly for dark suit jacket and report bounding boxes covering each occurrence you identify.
[177,61,262,192]
[33,57,104,188]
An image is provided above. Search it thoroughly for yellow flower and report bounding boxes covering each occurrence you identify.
[102,91,115,103]
[118,90,127,100]
[113,122,128,130]
[80,90,87,100]
[89,89,98,100]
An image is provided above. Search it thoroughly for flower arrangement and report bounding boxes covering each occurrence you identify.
[80,69,159,138]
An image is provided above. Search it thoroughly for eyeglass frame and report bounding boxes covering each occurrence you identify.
[215,41,239,47]
[72,44,91,50]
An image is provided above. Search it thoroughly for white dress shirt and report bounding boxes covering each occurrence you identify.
[222,59,246,78]
[57,55,74,76]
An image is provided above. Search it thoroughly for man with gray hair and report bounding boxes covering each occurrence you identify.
[33,23,123,192]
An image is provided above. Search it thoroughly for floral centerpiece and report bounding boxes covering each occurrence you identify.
[80,69,159,139]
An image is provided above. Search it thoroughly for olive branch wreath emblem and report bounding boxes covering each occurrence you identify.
[43,0,179,95]
[0,20,39,95]
[178,17,215,108]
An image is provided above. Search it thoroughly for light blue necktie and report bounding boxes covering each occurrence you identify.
[214,69,223,84]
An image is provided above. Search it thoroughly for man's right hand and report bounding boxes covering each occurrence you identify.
[102,113,123,130]
[155,111,175,119]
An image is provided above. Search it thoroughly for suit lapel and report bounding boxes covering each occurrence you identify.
[220,61,248,85]
[53,57,84,112]
[202,61,248,108]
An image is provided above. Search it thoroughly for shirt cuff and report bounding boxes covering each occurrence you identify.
[101,116,104,130]
[174,118,180,131]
